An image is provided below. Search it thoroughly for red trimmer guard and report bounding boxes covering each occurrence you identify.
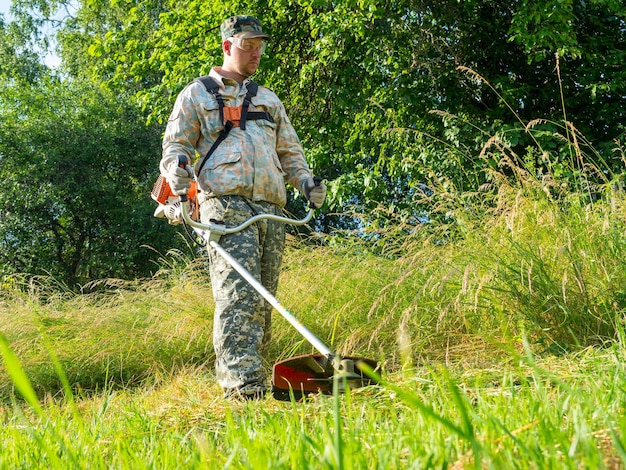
[271,354,379,401]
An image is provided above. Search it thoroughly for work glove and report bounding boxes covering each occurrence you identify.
[302,176,327,209]
[167,162,193,196]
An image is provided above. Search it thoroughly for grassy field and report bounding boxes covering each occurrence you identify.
[2,167,626,468]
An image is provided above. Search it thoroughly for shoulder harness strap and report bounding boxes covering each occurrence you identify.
[240,81,257,131]
[195,75,225,125]
[193,76,274,177]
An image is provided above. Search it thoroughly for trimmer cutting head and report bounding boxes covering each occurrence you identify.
[271,354,379,401]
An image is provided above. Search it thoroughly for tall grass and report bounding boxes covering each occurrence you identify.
[391,171,626,353]
[0,258,215,400]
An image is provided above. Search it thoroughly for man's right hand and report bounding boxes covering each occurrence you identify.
[168,163,193,195]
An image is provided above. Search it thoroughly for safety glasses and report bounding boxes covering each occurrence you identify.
[228,36,267,54]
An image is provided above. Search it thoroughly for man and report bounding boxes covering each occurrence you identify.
[160,15,326,400]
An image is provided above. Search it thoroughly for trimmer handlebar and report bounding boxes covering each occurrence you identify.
[180,204,314,236]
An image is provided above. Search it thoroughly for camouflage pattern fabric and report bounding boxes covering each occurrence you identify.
[200,195,286,392]
[161,67,311,209]
[220,15,269,40]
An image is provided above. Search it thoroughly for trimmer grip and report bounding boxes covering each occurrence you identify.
[309,176,323,209]
[178,155,189,202]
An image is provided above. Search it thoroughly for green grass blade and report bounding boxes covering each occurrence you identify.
[0,333,43,416]
[359,363,469,439]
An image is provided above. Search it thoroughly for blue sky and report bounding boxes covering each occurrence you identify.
[0,0,12,18]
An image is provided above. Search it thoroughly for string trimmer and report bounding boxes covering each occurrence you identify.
[152,162,379,400]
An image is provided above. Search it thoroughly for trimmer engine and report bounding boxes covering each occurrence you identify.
[151,175,200,223]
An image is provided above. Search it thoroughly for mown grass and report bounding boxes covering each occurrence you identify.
[2,144,626,467]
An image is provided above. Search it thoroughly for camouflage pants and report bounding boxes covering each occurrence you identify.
[200,196,286,392]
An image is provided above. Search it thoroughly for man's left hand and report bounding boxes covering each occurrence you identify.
[303,177,327,208]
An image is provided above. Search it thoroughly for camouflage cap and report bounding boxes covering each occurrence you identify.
[220,16,269,41]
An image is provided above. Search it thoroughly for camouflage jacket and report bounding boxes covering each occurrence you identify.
[161,67,312,208]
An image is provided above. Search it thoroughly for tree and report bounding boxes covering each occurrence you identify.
[11,0,626,234]
[0,10,48,82]
[0,72,178,286]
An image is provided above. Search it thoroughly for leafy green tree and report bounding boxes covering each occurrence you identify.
[0,73,178,286]
[0,11,48,82]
